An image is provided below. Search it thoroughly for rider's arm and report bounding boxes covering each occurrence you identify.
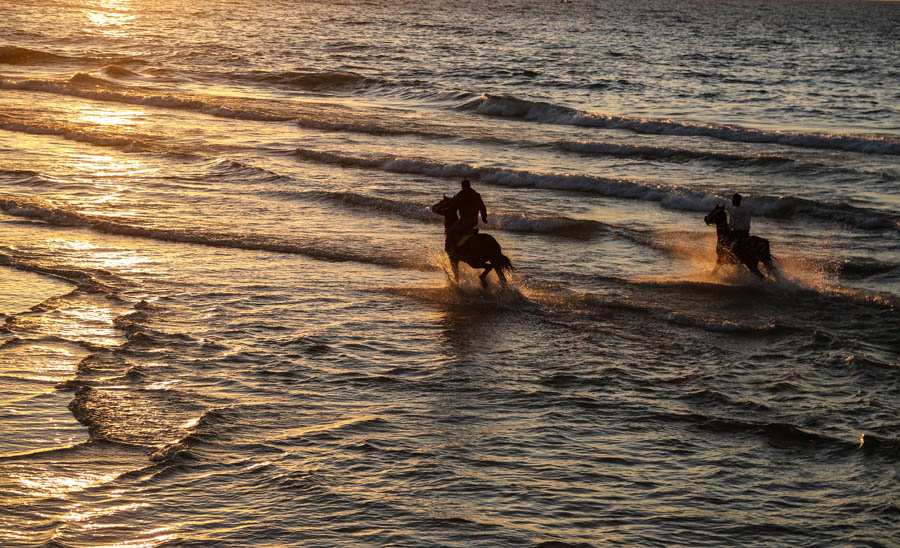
[478,196,487,222]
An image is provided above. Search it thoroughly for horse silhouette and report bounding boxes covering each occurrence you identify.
[704,204,777,280]
[431,195,513,287]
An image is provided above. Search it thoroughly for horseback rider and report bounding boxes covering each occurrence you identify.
[447,179,487,248]
[727,192,751,251]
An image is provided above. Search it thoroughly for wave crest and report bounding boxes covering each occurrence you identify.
[290,147,900,231]
[240,69,378,90]
[0,45,68,65]
[461,94,900,155]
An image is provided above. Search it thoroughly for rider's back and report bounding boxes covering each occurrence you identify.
[728,204,751,233]
[453,187,486,220]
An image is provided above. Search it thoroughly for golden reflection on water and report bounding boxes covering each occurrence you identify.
[70,152,154,178]
[18,469,119,498]
[56,240,152,273]
[61,502,148,524]
[88,530,178,548]
[78,106,147,128]
[83,0,136,38]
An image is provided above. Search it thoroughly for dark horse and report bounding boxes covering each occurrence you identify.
[704,204,777,280]
[431,195,513,287]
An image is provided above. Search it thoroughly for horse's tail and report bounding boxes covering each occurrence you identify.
[755,238,782,279]
[494,253,514,276]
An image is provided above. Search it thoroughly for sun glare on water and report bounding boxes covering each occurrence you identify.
[78,106,147,128]
[82,0,136,37]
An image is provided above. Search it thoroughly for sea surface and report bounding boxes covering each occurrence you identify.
[1,0,899,546]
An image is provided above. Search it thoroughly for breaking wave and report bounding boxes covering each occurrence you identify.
[461,94,900,155]
[100,64,144,79]
[289,147,900,231]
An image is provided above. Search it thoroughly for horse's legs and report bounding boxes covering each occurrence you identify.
[495,264,508,286]
[746,260,764,279]
[479,264,494,288]
[712,244,727,273]
[451,258,460,282]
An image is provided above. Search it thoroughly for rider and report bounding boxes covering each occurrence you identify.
[727,192,751,250]
[448,179,488,248]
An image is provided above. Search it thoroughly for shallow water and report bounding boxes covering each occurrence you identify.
[1,0,899,546]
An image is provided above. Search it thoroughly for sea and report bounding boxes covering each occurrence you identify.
[1,0,898,546]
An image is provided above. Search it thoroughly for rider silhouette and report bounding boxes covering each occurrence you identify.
[448,179,487,248]
[727,192,751,250]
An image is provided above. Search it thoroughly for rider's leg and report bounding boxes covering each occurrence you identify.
[448,216,477,247]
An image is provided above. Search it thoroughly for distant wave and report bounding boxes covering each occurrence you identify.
[292,117,797,168]
[0,117,296,173]
[292,118,892,184]
[0,167,42,180]
[670,411,900,459]
[555,140,791,165]
[460,94,900,155]
[68,72,126,88]
[749,194,900,231]
[0,45,141,67]
[295,117,454,138]
[0,45,70,65]
[236,69,380,91]
[0,194,433,271]
[832,257,899,278]
[100,64,143,79]
[274,189,610,238]
[0,115,161,152]
[560,140,895,186]
[289,147,900,231]
[0,75,297,122]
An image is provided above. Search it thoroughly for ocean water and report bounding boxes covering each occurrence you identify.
[1,0,899,546]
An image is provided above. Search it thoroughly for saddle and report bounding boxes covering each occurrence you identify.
[455,228,478,248]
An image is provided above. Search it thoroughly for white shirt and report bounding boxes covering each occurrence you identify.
[728,205,752,232]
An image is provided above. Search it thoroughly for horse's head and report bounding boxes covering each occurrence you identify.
[704,203,727,226]
[431,195,453,216]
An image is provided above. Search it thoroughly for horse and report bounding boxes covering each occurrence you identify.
[431,195,513,287]
[704,204,777,280]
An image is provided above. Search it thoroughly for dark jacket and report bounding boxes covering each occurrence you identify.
[452,187,487,221]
